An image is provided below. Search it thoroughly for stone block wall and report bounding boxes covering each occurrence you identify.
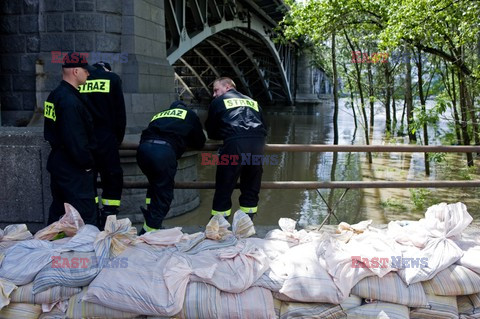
[0,0,176,128]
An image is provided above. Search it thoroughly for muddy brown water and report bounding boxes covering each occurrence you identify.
[163,98,480,228]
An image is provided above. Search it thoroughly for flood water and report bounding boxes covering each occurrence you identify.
[163,98,480,227]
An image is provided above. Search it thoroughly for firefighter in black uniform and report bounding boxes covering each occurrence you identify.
[79,61,126,230]
[205,77,267,220]
[44,52,97,225]
[137,100,206,234]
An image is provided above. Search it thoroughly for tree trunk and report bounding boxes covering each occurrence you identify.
[367,53,375,128]
[405,48,416,142]
[450,67,462,144]
[416,50,430,175]
[384,63,392,133]
[332,32,339,145]
[458,69,474,166]
[342,62,358,129]
[345,31,371,163]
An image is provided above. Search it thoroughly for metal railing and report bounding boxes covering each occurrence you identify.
[120,143,480,189]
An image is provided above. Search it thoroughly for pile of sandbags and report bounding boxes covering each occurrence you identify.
[0,202,479,318]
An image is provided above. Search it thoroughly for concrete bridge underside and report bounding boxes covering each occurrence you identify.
[165,0,294,105]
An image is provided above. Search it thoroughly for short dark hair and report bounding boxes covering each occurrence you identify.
[214,77,236,89]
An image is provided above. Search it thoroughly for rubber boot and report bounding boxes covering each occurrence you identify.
[139,206,163,235]
[247,213,255,221]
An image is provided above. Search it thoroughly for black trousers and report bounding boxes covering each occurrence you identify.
[136,142,177,228]
[93,133,123,210]
[47,149,97,225]
[212,136,265,214]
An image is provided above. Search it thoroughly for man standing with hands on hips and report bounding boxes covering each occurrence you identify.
[205,77,267,220]
[44,52,98,225]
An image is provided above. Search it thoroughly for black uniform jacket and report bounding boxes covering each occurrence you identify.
[205,89,267,141]
[79,67,126,145]
[44,80,96,170]
[140,102,206,159]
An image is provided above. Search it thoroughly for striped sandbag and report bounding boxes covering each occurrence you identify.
[458,293,480,318]
[32,251,99,294]
[345,301,409,319]
[0,303,42,319]
[10,282,80,304]
[279,301,346,319]
[410,294,458,319]
[339,295,362,311]
[422,264,480,296]
[66,287,139,319]
[220,287,276,319]
[179,282,221,319]
[351,272,428,307]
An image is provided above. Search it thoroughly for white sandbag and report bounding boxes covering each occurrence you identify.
[0,224,32,241]
[219,286,276,319]
[321,237,374,301]
[84,244,215,317]
[34,203,85,240]
[206,214,232,240]
[346,301,409,319]
[10,282,80,304]
[0,224,98,286]
[264,218,314,247]
[270,241,343,304]
[387,220,428,248]
[334,220,372,243]
[232,210,256,238]
[344,229,401,277]
[135,227,184,246]
[94,215,137,259]
[398,202,471,285]
[455,234,480,274]
[66,287,138,319]
[410,294,458,319]
[188,240,269,293]
[0,278,16,310]
[245,237,291,261]
[422,264,480,296]
[351,272,428,307]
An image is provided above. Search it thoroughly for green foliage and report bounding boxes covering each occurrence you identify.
[380,198,407,210]
[409,188,432,210]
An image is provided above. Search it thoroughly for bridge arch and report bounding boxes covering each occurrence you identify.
[165,0,294,105]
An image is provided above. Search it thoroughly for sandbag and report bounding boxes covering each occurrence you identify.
[0,302,42,319]
[10,282,80,305]
[410,294,458,319]
[345,301,409,319]
[219,286,276,319]
[0,278,16,310]
[34,203,85,240]
[66,287,138,319]
[351,272,428,307]
[458,293,480,318]
[422,264,480,296]
[278,301,346,319]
